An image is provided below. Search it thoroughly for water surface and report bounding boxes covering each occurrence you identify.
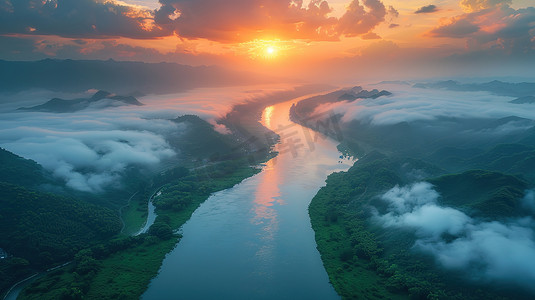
[143,98,354,300]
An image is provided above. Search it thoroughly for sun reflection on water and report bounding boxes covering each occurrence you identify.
[262,105,274,128]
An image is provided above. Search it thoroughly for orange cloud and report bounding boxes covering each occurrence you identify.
[155,0,388,42]
[459,0,511,12]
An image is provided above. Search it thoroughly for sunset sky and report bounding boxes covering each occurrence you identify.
[1,0,534,80]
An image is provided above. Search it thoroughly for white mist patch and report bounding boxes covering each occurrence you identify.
[416,219,535,286]
[376,182,471,239]
[0,84,293,192]
[138,84,295,131]
[1,128,176,192]
[313,85,535,127]
[375,182,535,290]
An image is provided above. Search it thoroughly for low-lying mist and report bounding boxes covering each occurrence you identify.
[0,84,292,192]
[314,83,535,127]
[374,182,535,292]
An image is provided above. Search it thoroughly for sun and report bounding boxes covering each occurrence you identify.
[265,46,277,57]
[243,39,288,60]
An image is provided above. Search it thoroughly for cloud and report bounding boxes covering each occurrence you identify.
[429,17,480,37]
[0,0,170,39]
[417,220,535,289]
[312,84,535,126]
[0,111,180,192]
[0,85,292,192]
[460,0,512,12]
[3,130,176,192]
[361,32,381,40]
[376,182,471,238]
[0,0,391,43]
[428,5,535,55]
[337,0,387,38]
[375,182,535,291]
[156,0,388,42]
[415,5,439,14]
[387,5,399,18]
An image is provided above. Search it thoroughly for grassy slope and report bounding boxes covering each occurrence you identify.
[120,191,150,236]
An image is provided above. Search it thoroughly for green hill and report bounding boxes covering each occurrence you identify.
[430,170,527,219]
[0,148,122,296]
[0,182,121,267]
[0,147,52,188]
[171,115,237,160]
[310,154,532,299]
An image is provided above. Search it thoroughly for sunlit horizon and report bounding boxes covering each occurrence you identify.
[0,0,532,80]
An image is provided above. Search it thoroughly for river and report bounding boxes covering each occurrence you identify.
[142,97,355,299]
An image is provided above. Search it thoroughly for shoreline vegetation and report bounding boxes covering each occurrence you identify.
[18,160,271,299]
[11,85,332,299]
[293,87,535,300]
[309,155,532,300]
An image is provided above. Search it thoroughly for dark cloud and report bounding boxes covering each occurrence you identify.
[387,5,399,18]
[428,5,535,54]
[389,23,400,28]
[156,0,387,42]
[0,0,170,39]
[415,4,439,14]
[0,0,391,43]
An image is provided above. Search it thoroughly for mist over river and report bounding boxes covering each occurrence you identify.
[142,97,354,299]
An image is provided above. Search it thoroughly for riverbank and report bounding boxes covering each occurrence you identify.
[308,151,534,299]
[142,96,353,299]
[18,158,271,299]
[17,86,331,299]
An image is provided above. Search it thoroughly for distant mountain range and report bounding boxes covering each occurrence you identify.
[0,59,268,94]
[413,80,535,97]
[18,90,143,113]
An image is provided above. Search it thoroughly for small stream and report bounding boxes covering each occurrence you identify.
[135,190,160,236]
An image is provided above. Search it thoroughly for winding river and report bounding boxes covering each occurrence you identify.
[143,98,355,299]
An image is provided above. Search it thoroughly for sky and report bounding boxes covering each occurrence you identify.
[0,0,534,80]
